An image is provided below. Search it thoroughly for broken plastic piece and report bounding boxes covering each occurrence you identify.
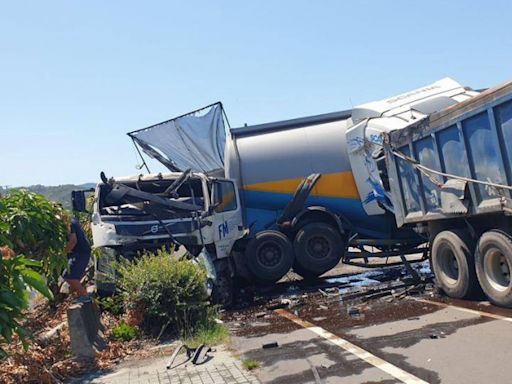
[191,344,212,365]
[166,342,213,370]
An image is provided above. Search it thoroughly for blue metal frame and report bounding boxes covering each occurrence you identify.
[385,86,512,225]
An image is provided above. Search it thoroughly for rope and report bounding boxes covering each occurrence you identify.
[390,149,512,192]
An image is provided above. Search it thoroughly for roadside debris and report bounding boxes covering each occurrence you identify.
[37,321,67,344]
[266,298,292,310]
[319,288,340,297]
[166,342,213,370]
[429,331,446,340]
[347,306,361,317]
[229,261,436,326]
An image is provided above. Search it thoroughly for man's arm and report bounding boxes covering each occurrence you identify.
[0,246,15,258]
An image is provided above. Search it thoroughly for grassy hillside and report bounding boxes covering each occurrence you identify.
[0,183,95,210]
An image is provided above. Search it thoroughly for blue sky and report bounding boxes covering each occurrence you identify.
[1,1,511,186]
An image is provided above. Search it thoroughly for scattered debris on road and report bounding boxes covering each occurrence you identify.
[262,342,279,349]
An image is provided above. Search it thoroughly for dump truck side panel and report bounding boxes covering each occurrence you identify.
[385,81,512,227]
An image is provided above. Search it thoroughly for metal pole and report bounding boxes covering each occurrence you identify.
[132,138,151,174]
[220,102,232,130]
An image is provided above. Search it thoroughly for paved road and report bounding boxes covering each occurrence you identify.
[226,266,512,384]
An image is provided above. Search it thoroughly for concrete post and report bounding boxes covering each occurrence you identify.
[67,300,105,360]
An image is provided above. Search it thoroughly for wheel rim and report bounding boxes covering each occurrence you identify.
[257,242,282,268]
[438,245,459,285]
[307,235,331,260]
[484,247,511,292]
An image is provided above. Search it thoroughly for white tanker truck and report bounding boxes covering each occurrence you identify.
[73,78,487,305]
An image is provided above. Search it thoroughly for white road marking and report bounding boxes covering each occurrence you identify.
[275,309,428,384]
[413,297,512,323]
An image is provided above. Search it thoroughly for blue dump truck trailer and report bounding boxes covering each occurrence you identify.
[74,78,512,307]
[383,80,512,307]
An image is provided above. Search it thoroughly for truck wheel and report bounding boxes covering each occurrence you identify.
[475,230,512,307]
[211,274,233,308]
[431,230,480,299]
[293,223,344,279]
[246,230,294,284]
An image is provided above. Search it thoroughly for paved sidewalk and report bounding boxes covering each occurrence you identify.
[78,346,261,384]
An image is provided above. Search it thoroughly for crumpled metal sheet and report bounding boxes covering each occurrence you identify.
[130,103,226,173]
[441,179,468,214]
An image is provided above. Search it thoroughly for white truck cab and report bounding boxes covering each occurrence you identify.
[88,172,245,259]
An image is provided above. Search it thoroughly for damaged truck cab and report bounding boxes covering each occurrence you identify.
[90,172,244,259]
[79,170,244,299]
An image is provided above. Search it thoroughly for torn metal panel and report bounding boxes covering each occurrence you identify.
[128,103,227,173]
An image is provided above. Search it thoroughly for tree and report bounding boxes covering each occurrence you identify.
[0,190,68,356]
[0,190,68,284]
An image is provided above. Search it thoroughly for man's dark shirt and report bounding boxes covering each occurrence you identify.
[69,218,91,256]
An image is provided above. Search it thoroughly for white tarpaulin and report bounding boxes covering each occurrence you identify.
[129,103,227,173]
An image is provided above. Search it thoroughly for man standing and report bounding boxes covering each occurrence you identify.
[64,216,91,300]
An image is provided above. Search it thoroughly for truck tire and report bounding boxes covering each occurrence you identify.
[293,223,344,280]
[246,230,294,284]
[431,230,480,299]
[211,273,233,308]
[475,230,512,308]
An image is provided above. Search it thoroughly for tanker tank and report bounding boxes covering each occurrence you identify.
[225,111,399,239]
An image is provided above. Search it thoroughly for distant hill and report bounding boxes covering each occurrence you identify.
[0,183,96,210]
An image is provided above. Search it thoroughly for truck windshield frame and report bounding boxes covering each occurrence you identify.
[97,176,208,220]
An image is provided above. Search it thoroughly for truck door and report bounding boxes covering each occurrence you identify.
[211,179,244,258]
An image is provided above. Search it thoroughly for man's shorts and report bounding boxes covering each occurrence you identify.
[63,253,91,280]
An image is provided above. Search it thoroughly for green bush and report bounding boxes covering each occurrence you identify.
[0,191,64,356]
[0,255,53,357]
[184,322,229,348]
[98,295,124,316]
[242,359,261,371]
[117,249,210,336]
[111,321,139,341]
[0,190,68,284]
